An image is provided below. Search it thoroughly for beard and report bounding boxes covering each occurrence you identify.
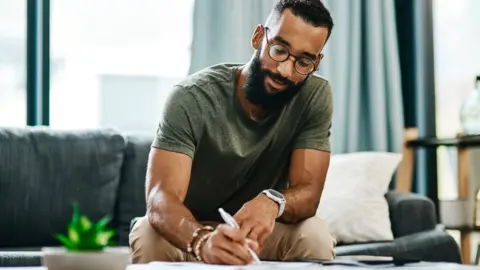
[243,48,307,110]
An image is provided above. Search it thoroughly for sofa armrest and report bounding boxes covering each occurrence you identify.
[334,226,461,263]
[385,191,437,238]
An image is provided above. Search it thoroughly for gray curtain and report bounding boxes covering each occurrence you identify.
[394,0,437,197]
[320,0,404,154]
[188,0,405,154]
[188,0,277,74]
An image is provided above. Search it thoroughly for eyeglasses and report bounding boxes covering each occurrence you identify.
[264,27,317,75]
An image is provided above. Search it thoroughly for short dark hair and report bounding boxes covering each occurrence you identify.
[270,0,334,39]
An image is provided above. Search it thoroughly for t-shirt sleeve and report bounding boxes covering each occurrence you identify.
[293,80,333,152]
[152,86,201,159]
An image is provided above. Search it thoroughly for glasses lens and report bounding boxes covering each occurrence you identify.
[269,44,289,62]
[295,59,315,74]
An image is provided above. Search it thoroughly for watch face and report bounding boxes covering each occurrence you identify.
[268,189,284,199]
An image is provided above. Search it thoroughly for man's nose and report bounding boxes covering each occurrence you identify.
[276,57,295,78]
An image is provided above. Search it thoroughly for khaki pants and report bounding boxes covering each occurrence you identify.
[129,215,336,263]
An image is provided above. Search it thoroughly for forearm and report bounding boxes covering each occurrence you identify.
[277,183,321,224]
[146,185,203,251]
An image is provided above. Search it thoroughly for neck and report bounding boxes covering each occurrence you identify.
[235,64,269,121]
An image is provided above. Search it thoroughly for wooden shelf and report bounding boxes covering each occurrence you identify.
[406,135,480,148]
[397,129,479,264]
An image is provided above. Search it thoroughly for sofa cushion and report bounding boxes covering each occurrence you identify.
[0,251,42,267]
[0,127,127,248]
[316,151,402,244]
[115,134,153,246]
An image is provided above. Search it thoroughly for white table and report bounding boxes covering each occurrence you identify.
[1,261,478,270]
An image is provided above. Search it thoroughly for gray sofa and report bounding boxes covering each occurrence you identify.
[0,127,462,266]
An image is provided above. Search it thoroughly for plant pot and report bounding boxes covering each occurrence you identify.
[42,246,130,270]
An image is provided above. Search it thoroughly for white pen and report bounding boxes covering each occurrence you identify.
[218,208,262,264]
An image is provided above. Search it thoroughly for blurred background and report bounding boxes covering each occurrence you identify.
[1,0,480,258]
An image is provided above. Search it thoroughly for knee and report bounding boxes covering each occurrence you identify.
[129,216,183,263]
[288,217,336,260]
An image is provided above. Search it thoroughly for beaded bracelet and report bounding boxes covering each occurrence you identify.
[193,231,212,261]
[187,225,214,258]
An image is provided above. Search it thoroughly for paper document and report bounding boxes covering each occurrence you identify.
[141,261,321,270]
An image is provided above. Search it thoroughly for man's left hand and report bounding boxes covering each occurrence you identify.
[233,194,279,250]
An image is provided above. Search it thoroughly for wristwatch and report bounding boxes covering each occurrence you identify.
[261,189,286,218]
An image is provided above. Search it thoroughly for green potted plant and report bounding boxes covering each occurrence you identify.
[42,201,130,270]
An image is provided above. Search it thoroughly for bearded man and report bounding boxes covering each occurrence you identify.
[130,0,336,265]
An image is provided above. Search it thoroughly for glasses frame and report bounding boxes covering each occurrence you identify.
[263,27,318,75]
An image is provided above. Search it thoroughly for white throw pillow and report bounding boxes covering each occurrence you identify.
[316,151,403,244]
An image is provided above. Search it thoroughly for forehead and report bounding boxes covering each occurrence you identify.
[267,9,329,56]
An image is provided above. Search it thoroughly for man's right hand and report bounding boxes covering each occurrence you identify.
[200,224,259,265]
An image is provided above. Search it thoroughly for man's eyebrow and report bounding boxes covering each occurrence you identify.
[273,36,317,60]
[273,36,291,47]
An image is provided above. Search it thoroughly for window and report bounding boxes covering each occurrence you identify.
[433,0,480,199]
[0,0,26,127]
[49,0,194,134]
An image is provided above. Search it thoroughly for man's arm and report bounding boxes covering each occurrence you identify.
[147,86,259,265]
[278,81,333,224]
[277,149,330,224]
[145,86,206,251]
[145,148,202,251]
[233,150,330,246]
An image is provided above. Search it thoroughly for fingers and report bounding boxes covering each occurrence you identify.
[237,223,253,239]
[245,238,260,254]
[213,248,249,265]
[256,224,273,248]
[217,224,247,242]
[257,232,269,250]
[247,226,261,243]
[210,226,253,265]
[216,233,253,264]
[245,222,272,249]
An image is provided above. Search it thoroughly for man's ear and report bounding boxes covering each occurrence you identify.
[251,24,264,50]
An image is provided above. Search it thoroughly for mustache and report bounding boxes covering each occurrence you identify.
[265,70,295,87]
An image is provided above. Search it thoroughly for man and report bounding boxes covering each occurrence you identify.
[130,0,335,265]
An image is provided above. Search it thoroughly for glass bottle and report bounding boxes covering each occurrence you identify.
[460,75,480,135]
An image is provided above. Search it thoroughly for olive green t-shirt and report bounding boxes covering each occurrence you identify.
[153,63,333,222]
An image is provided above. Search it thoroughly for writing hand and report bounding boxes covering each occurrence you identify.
[200,224,259,265]
[233,194,278,250]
